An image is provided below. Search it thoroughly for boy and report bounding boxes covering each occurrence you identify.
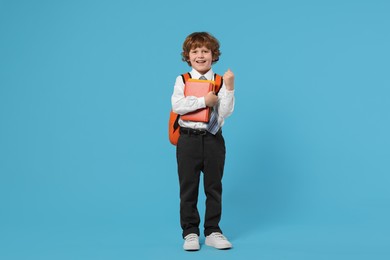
[171,32,235,251]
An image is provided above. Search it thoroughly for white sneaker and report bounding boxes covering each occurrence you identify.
[183,233,200,251]
[205,232,232,249]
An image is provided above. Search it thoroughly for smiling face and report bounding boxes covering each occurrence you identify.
[188,46,213,75]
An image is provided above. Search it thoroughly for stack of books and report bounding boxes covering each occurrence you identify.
[181,79,216,122]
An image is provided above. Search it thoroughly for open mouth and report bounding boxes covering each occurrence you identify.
[196,60,206,64]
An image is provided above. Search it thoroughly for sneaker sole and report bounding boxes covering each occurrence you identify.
[205,240,232,250]
[183,246,200,251]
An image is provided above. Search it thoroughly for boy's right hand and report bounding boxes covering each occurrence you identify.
[205,91,218,107]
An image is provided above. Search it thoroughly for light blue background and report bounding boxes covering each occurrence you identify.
[1,0,389,259]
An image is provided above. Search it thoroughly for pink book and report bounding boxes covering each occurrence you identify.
[181,79,215,122]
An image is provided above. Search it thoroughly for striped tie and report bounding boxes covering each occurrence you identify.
[199,76,219,135]
[207,108,219,134]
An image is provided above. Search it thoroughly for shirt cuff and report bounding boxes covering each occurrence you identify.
[225,89,235,96]
[198,97,206,108]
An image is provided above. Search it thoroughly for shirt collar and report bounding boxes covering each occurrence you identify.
[190,68,214,80]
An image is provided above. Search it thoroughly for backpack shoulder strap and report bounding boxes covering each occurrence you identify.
[214,73,223,94]
[181,72,191,83]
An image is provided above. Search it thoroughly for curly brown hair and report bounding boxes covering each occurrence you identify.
[181,32,221,66]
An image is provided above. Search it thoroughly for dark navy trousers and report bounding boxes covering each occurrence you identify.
[176,128,226,238]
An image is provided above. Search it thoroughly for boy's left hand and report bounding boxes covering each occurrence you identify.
[223,69,235,91]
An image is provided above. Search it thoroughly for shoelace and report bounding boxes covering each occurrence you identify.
[185,234,198,242]
[210,233,227,240]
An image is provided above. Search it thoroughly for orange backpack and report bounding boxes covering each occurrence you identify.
[169,73,223,145]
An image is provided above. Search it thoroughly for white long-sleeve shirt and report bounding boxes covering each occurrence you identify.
[171,68,235,130]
